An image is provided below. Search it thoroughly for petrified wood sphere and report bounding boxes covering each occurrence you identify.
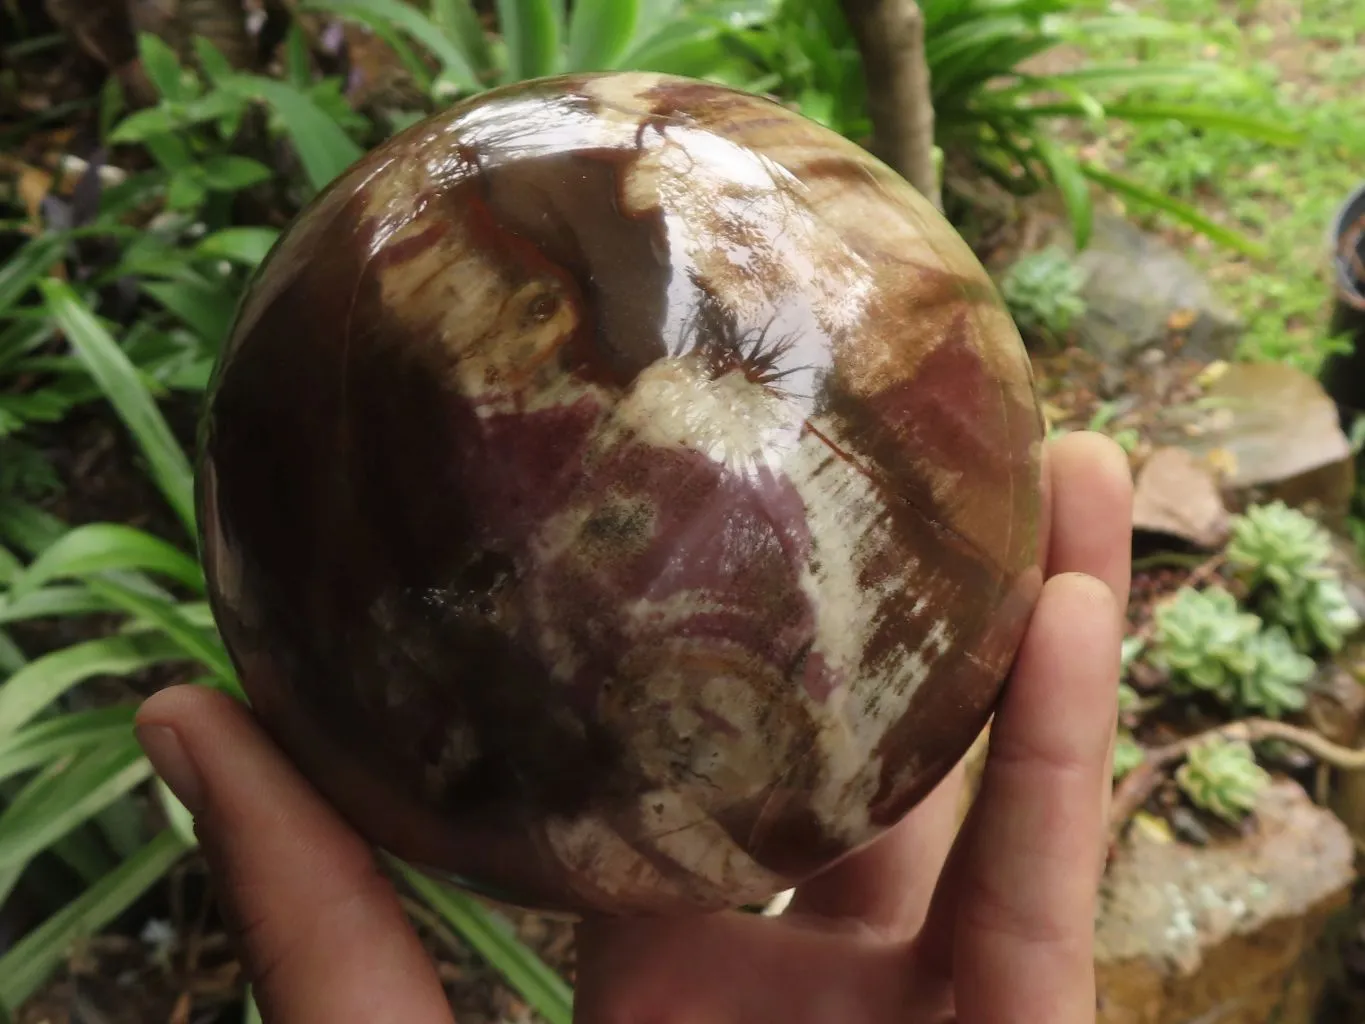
[197,72,1046,917]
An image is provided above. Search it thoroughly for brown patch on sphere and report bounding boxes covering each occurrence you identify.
[197,71,1045,916]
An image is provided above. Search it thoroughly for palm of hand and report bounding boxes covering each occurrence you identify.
[135,432,1131,1024]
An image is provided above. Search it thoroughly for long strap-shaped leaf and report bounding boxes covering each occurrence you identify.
[0,632,184,736]
[217,75,365,193]
[0,829,190,1015]
[0,705,138,783]
[84,578,239,686]
[497,0,564,82]
[398,862,574,1024]
[6,522,206,600]
[1079,162,1268,259]
[0,739,153,875]
[301,0,482,92]
[431,0,495,76]
[39,280,197,538]
[0,234,68,316]
[566,0,640,70]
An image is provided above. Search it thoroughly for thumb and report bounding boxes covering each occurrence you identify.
[135,685,454,1024]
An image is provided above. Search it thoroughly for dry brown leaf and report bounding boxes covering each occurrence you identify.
[1167,308,1198,332]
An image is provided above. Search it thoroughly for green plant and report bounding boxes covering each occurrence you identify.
[1146,585,1314,718]
[1113,732,1144,779]
[0,29,367,507]
[1226,500,1363,654]
[0,68,573,1015]
[716,0,1299,252]
[999,246,1087,342]
[1227,500,1334,591]
[1113,642,1144,780]
[1072,0,1365,370]
[1147,585,1262,698]
[0,262,571,1024]
[1175,736,1270,822]
[1235,624,1315,719]
[304,0,780,106]
[108,31,371,196]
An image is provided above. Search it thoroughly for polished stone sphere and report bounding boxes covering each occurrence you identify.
[196,71,1045,917]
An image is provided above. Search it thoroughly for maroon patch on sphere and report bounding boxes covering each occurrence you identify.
[863,312,1005,476]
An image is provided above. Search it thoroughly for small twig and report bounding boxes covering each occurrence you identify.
[838,0,940,208]
[1185,552,1227,590]
[1131,551,1210,572]
[1109,718,1365,846]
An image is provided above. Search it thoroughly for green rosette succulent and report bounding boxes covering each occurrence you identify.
[1262,577,1361,653]
[1226,501,1334,597]
[999,246,1086,340]
[1175,736,1270,822]
[1148,586,1263,703]
[1235,624,1314,718]
[1227,501,1363,653]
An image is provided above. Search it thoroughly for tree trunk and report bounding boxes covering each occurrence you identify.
[838,0,940,210]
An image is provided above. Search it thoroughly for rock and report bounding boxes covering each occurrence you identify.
[1131,447,1231,549]
[1046,214,1243,365]
[1095,778,1356,1024]
[1326,532,1365,627]
[1306,643,1365,748]
[1162,362,1355,523]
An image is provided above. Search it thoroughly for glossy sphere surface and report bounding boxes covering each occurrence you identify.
[198,72,1045,917]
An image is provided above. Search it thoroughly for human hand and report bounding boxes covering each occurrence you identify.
[135,430,1132,1024]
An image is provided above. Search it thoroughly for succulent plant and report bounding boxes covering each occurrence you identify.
[196,73,1045,917]
[1113,732,1144,780]
[1261,577,1362,654]
[1120,634,1145,675]
[1234,625,1314,718]
[998,246,1087,341]
[1175,736,1270,822]
[1226,500,1362,653]
[1227,500,1334,592]
[1147,585,1314,717]
[1147,586,1262,703]
[1301,579,1362,650]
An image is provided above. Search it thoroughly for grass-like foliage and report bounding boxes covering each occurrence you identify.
[693,0,1298,251]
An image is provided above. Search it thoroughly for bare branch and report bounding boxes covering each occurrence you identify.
[1108,717,1365,848]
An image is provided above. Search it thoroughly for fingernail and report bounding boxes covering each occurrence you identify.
[136,724,205,816]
